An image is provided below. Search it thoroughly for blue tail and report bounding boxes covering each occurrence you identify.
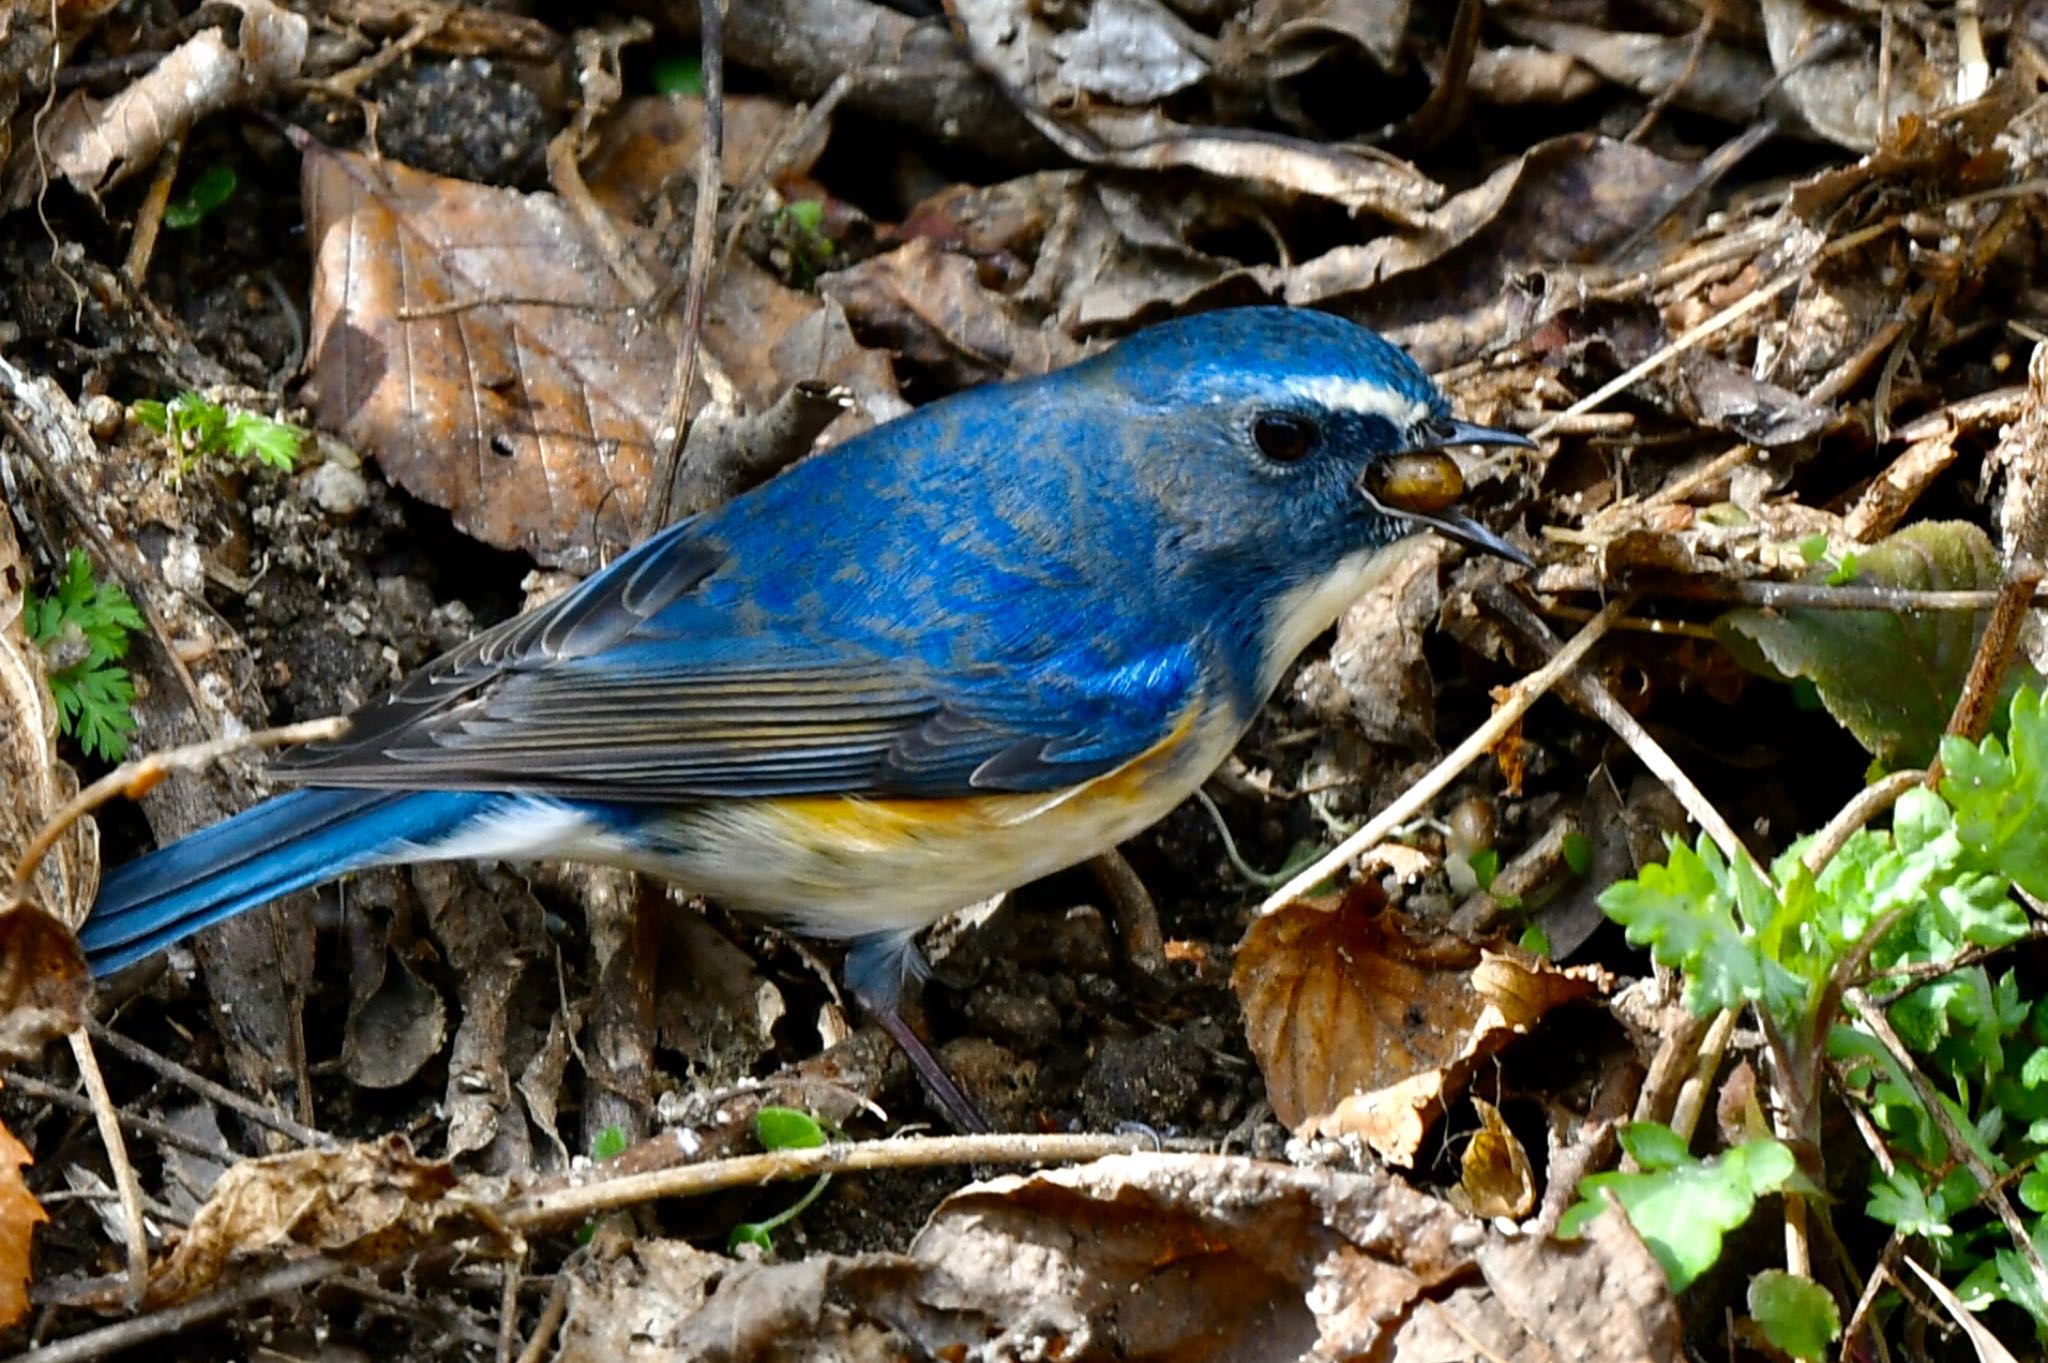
[79,788,500,974]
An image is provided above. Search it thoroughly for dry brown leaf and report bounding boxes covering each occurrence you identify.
[1389,1207,1681,1362]
[302,144,665,571]
[1226,0,1411,79]
[303,0,564,63]
[581,94,834,220]
[1233,888,1606,1161]
[1449,1096,1535,1221]
[824,237,1082,390]
[19,0,305,200]
[557,1153,1679,1361]
[148,1135,512,1305]
[0,907,89,1067]
[1492,15,1778,127]
[0,1101,48,1330]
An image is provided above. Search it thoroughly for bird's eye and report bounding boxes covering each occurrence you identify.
[1252,411,1320,463]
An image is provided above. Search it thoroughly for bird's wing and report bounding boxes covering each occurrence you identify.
[276,520,1201,801]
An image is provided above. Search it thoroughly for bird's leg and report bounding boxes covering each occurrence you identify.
[844,934,989,1133]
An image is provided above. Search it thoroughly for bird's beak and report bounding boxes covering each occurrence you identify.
[1358,417,1534,567]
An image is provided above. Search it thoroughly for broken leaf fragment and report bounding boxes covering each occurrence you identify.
[147,1135,513,1305]
[1233,886,1607,1162]
[0,1102,47,1330]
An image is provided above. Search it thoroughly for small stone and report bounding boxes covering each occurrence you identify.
[81,393,123,441]
[309,459,369,517]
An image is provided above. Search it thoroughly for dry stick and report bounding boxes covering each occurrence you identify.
[31,1133,1155,1360]
[1540,571,2030,613]
[8,717,347,900]
[1488,587,1757,875]
[508,1131,1149,1231]
[1256,595,1632,914]
[4,1068,231,1163]
[512,1273,570,1363]
[67,1029,148,1309]
[123,138,180,286]
[641,0,725,538]
[10,1255,347,1363]
[1664,1007,1737,1152]
[87,1022,336,1151]
[1800,771,1924,876]
[1846,986,2048,1310]
[494,1252,524,1363]
[1938,343,2048,758]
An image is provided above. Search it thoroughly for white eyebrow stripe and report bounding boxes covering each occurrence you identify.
[1288,376,1435,430]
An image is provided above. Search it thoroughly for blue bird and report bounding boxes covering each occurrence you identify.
[79,307,1530,1129]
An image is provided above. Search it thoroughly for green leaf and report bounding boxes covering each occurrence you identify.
[26,550,142,760]
[727,1222,773,1253]
[653,55,703,94]
[1798,533,1830,564]
[1717,522,2038,766]
[1561,831,1592,877]
[1866,1168,1953,1238]
[1597,837,1800,1019]
[1516,922,1551,957]
[1944,689,2048,898]
[755,1107,827,1151]
[1617,1121,1692,1171]
[164,163,238,229]
[1562,1134,1799,1291]
[1467,847,1500,893]
[590,1124,628,1162]
[1748,1270,1841,1360]
[222,411,302,471]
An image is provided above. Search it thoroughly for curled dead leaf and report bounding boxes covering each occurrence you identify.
[147,1135,514,1306]
[19,0,306,200]
[1233,888,1606,1162]
[0,1103,48,1331]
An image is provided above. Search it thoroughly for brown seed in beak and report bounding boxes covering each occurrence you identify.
[1362,451,1465,517]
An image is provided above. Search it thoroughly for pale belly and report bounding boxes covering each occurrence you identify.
[603,700,1246,938]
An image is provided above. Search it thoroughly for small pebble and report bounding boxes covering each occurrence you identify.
[309,460,369,517]
[81,393,123,441]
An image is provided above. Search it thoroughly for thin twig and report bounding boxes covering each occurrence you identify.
[1800,771,1924,876]
[507,1131,1153,1231]
[88,1022,337,1151]
[4,1068,233,1163]
[67,1029,147,1309]
[1257,594,1633,913]
[9,1256,346,1363]
[1486,586,1759,877]
[9,717,346,901]
[641,0,725,537]
[512,1273,570,1363]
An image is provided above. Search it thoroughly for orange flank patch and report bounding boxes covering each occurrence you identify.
[767,706,1204,850]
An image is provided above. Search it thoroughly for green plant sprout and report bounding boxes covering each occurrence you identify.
[727,1107,832,1254]
[1576,688,2048,1349]
[768,199,834,289]
[131,392,304,475]
[164,164,238,230]
[25,549,143,761]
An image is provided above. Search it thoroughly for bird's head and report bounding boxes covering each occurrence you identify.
[1093,307,1531,575]
[1080,308,1531,691]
